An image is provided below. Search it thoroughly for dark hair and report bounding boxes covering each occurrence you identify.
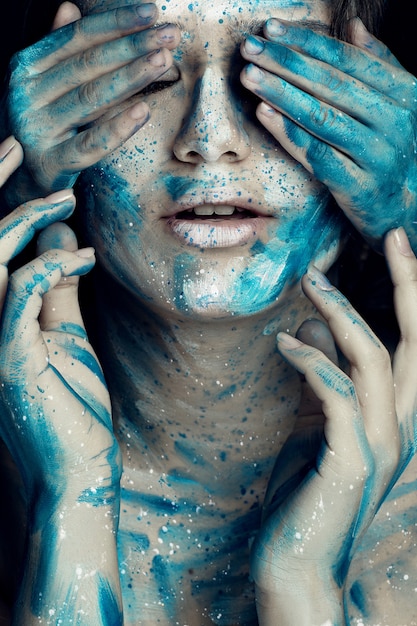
[330,0,385,39]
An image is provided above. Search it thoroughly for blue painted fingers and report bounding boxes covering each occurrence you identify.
[6,3,181,201]
[240,18,417,250]
[0,136,77,307]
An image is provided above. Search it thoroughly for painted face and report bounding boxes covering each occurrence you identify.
[80,0,344,319]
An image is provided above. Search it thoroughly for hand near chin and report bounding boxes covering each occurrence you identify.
[240,18,417,251]
[0,136,119,498]
[4,1,180,205]
[0,136,121,623]
[251,228,417,625]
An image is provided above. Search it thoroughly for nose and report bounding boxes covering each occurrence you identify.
[173,66,251,164]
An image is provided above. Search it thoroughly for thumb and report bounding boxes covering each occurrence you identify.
[51,1,82,31]
[295,318,339,420]
[36,222,95,333]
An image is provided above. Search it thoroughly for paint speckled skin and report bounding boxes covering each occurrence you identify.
[2,0,417,625]
[74,3,343,618]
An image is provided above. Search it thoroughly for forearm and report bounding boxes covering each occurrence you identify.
[13,488,122,625]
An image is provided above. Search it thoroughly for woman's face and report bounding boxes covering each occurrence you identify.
[80,0,344,319]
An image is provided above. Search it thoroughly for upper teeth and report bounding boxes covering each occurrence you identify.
[191,205,238,216]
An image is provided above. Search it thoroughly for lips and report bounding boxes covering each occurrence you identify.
[166,205,270,248]
[161,188,273,248]
[176,204,254,220]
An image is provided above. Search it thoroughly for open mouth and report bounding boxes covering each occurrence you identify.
[166,204,268,248]
[175,205,255,220]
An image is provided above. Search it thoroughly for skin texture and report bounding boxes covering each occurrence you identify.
[0,0,417,625]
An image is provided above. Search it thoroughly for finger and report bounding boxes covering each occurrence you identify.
[15,4,159,73]
[296,318,339,418]
[36,223,94,333]
[255,104,389,245]
[301,266,397,454]
[45,47,173,128]
[296,318,339,365]
[0,190,76,310]
[0,190,76,266]
[42,102,150,180]
[241,62,379,165]
[0,249,95,380]
[51,1,81,30]
[0,137,23,188]
[262,18,411,97]
[241,35,389,128]
[385,229,417,425]
[276,331,369,474]
[35,24,180,103]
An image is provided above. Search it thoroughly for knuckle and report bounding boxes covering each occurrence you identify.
[114,6,130,31]
[79,47,102,71]
[309,101,334,128]
[363,342,390,369]
[75,128,95,155]
[323,69,345,94]
[77,80,101,108]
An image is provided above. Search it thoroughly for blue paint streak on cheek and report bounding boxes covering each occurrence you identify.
[231,196,344,315]
[80,164,145,232]
[163,174,203,203]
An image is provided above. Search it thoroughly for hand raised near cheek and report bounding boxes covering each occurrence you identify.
[5,2,181,203]
[239,17,417,251]
[0,137,77,310]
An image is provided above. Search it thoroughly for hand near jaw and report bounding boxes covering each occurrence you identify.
[251,227,417,625]
[240,18,417,251]
[0,134,119,508]
[4,1,181,204]
[0,137,122,623]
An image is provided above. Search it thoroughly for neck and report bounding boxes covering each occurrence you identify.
[92,272,318,496]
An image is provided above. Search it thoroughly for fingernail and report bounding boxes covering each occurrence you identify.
[244,35,265,55]
[258,102,276,118]
[307,266,334,291]
[129,102,149,121]
[147,48,166,67]
[277,332,303,349]
[75,247,95,259]
[45,190,75,205]
[265,18,287,37]
[136,3,157,21]
[0,136,17,162]
[393,227,414,257]
[245,64,264,84]
[156,24,177,42]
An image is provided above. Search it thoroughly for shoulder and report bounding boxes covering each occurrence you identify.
[346,454,417,625]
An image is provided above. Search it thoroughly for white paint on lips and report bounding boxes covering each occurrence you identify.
[166,216,267,248]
